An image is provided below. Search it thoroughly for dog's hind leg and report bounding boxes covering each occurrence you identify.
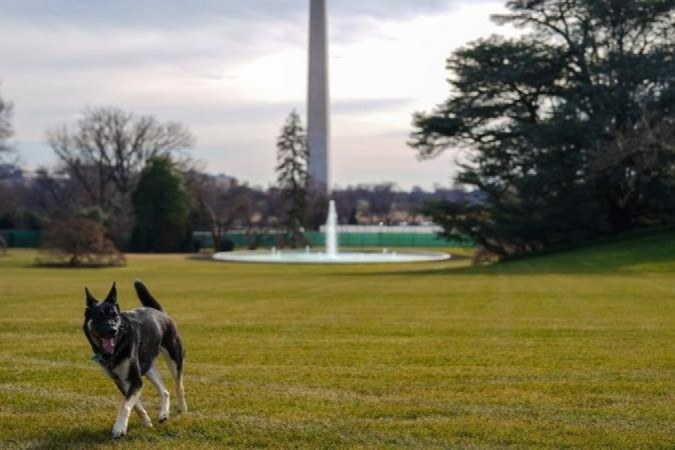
[133,400,153,427]
[175,368,187,413]
[145,364,170,422]
[161,347,187,413]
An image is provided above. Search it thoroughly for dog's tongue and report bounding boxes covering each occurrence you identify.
[101,338,115,354]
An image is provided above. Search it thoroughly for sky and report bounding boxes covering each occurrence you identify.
[0,0,517,190]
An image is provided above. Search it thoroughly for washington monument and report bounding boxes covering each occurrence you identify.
[307,0,330,192]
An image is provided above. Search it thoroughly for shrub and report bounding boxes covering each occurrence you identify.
[38,217,125,267]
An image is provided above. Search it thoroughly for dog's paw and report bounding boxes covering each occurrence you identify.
[141,418,153,428]
[111,428,126,439]
[111,423,127,438]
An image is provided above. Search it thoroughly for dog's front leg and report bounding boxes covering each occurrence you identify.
[112,364,143,438]
[113,378,152,427]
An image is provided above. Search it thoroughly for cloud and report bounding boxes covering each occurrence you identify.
[2,1,490,26]
[1,0,516,189]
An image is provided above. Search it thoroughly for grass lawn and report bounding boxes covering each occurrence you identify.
[0,235,673,449]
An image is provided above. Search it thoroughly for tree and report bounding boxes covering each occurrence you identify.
[410,0,675,257]
[188,172,253,252]
[305,189,329,230]
[369,183,397,224]
[276,110,309,247]
[0,85,14,161]
[23,168,76,217]
[47,107,194,244]
[130,157,192,252]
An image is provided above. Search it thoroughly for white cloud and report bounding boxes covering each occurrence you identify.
[1,0,518,189]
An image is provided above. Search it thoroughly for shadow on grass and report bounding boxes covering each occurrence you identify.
[33,423,168,450]
[32,426,115,450]
[26,263,120,270]
[186,253,215,262]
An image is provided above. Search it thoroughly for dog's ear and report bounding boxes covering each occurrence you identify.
[104,282,118,305]
[85,287,98,308]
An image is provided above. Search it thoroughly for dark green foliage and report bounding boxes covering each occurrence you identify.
[276,110,309,246]
[0,210,43,230]
[411,0,675,257]
[130,157,192,252]
[305,189,329,231]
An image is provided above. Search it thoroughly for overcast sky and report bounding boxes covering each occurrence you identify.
[0,0,516,190]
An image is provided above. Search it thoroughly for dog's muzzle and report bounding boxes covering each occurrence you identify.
[91,329,117,354]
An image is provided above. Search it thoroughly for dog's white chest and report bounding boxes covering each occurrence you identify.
[111,358,131,381]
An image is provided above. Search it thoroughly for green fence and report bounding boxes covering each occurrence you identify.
[0,230,42,248]
[303,231,472,248]
[0,229,472,251]
[194,230,473,250]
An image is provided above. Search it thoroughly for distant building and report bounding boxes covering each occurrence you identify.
[211,173,237,190]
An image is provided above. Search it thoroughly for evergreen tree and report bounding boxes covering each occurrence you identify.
[130,157,192,252]
[411,0,675,257]
[276,110,309,247]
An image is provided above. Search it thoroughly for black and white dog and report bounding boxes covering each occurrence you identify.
[83,280,187,438]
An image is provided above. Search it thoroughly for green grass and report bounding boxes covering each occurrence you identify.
[0,235,673,449]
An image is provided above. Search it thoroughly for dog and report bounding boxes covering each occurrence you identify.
[83,280,187,438]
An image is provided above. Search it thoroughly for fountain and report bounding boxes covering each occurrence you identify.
[325,200,338,258]
[212,200,450,264]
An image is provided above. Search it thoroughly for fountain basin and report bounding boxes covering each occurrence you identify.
[212,249,451,264]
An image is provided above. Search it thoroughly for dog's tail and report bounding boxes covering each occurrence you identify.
[134,279,164,311]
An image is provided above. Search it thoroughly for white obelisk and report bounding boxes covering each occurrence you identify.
[307,0,330,192]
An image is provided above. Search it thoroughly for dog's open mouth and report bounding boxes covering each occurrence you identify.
[100,337,115,354]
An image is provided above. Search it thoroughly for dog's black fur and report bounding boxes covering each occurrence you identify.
[83,280,186,438]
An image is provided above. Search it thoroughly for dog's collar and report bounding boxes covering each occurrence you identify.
[91,353,114,368]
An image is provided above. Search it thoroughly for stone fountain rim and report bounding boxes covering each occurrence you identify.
[211,249,452,265]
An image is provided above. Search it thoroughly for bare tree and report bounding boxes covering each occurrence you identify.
[47,107,194,210]
[188,173,254,251]
[0,85,14,160]
[23,168,77,217]
[369,183,396,224]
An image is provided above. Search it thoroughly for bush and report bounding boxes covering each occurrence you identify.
[38,217,125,267]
